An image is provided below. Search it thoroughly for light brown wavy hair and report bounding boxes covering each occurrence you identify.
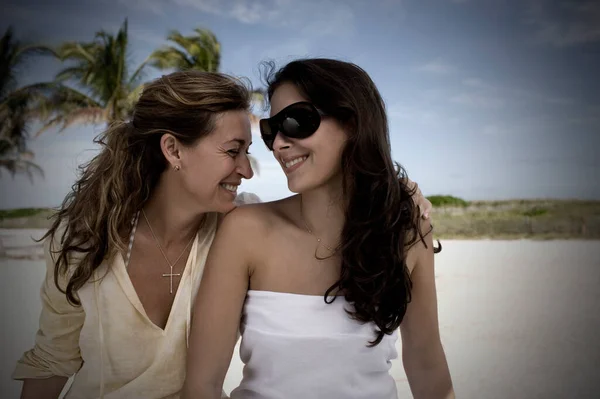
[40,71,252,306]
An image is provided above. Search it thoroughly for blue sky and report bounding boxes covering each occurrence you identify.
[1,0,599,208]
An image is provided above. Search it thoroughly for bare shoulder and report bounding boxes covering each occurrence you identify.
[217,196,296,241]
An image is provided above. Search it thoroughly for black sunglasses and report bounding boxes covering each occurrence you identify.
[259,102,325,151]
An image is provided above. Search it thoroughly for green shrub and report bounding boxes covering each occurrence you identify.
[0,208,47,220]
[427,195,469,207]
[522,207,548,217]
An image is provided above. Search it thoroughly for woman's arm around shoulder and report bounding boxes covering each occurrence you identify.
[401,177,433,220]
[183,204,268,399]
[401,219,455,399]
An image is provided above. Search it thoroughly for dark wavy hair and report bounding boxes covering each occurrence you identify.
[262,58,441,346]
[40,71,251,306]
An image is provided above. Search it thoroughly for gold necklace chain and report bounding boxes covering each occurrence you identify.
[142,209,197,294]
[299,197,341,256]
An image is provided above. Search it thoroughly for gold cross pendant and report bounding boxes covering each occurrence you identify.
[162,271,182,294]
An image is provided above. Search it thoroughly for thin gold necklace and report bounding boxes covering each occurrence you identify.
[299,197,341,259]
[142,209,197,294]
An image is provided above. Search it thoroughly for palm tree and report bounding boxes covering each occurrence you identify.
[148,27,267,123]
[38,23,263,175]
[0,27,53,180]
[149,28,220,72]
[35,18,147,135]
[0,92,42,181]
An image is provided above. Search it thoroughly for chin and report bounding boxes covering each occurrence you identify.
[288,172,344,194]
[217,201,237,214]
[287,177,318,194]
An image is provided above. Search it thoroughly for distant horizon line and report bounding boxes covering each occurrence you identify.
[1,196,599,211]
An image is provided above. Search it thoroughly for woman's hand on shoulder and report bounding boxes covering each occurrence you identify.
[401,178,432,220]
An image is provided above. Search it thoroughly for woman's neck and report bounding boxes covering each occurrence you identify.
[299,183,346,248]
[141,174,206,247]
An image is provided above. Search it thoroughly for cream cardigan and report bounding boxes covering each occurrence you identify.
[12,210,224,399]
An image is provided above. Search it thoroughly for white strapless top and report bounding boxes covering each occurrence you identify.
[229,290,399,399]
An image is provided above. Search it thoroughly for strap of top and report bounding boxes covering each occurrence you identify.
[125,211,140,269]
[97,209,139,398]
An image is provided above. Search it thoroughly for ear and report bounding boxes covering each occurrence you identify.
[160,133,182,170]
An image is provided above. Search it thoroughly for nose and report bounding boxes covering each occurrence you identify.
[272,132,292,151]
[237,153,255,179]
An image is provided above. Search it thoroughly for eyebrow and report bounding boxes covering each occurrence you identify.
[226,139,251,146]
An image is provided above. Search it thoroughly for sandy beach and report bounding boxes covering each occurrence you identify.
[1,230,599,398]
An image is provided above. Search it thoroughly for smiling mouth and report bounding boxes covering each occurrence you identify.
[284,156,308,169]
[220,183,238,193]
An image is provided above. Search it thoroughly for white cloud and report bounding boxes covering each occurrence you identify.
[119,0,355,37]
[416,88,447,102]
[172,0,223,13]
[302,5,355,36]
[257,38,313,61]
[388,103,440,125]
[450,93,504,109]
[417,59,456,75]
[462,77,496,91]
[229,1,268,24]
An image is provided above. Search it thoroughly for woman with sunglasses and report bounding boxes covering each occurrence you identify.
[183,58,454,399]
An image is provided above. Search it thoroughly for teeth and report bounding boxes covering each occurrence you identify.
[221,184,237,192]
[285,156,307,169]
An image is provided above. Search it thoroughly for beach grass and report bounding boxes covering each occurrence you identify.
[1,198,599,239]
[0,208,56,229]
[429,198,600,239]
